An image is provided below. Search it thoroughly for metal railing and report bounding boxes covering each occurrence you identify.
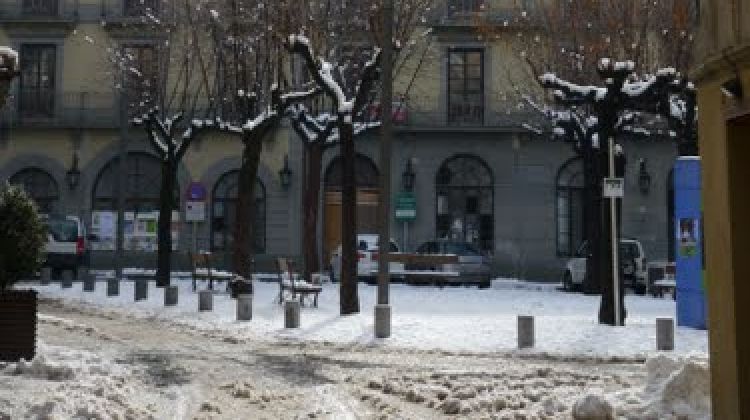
[392,104,543,131]
[0,0,79,21]
[0,0,173,23]
[0,91,120,129]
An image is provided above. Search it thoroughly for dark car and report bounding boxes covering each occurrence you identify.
[409,240,492,288]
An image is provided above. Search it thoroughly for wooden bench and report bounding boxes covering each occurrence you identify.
[190,251,234,292]
[276,257,322,307]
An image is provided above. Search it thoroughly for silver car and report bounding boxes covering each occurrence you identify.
[410,240,492,288]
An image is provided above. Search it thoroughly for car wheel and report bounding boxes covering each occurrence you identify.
[563,271,574,292]
[478,279,491,289]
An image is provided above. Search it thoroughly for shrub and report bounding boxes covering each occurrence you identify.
[0,183,46,292]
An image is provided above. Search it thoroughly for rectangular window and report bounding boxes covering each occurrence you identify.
[122,44,160,112]
[447,48,484,125]
[22,0,58,16]
[19,44,56,118]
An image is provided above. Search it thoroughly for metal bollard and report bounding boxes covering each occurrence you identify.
[198,290,213,311]
[61,269,74,288]
[107,278,119,297]
[284,300,300,328]
[517,315,535,349]
[164,285,178,306]
[40,267,51,285]
[134,279,148,301]
[656,318,675,351]
[237,294,253,321]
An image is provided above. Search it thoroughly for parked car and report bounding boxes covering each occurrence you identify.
[42,215,91,278]
[330,234,405,283]
[408,240,492,288]
[563,238,648,294]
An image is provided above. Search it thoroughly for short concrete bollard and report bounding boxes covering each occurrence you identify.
[284,300,300,328]
[83,275,96,292]
[40,267,51,285]
[237,294,253,321]
[164,285,179,306]
[198,290,213,311]
[656,318,675,351]
[134,279,148,301]
[375,304,392,338]
[107,278,119,297]
[61,270,74,288]
[518,315,535,349]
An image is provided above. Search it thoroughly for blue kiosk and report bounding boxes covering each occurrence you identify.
[674,157,706,330]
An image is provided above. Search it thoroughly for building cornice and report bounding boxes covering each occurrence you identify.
[691,43,750,84]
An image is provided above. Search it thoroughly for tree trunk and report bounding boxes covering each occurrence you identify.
[233,135,262,278]
[339,121,359,315]
[598,151,627,326]
[303,141,323,282]
[582,145,602,295]
[156,160,177,287]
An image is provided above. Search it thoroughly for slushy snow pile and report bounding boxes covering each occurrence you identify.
[0,342,158,420]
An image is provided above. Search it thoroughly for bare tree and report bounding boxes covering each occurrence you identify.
[0,47,19,107]
[286,0,432,315]
[114,0,221,287]
[479,0,698,297]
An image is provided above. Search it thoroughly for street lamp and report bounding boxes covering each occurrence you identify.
[0,47,20,108]
[402,158,416,191]
[279,154,292,190]
[66,151,81,190]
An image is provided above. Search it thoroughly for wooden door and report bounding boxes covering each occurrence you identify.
[323,189,380,265]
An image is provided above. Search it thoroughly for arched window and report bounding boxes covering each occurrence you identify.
[324,154,379,190]
[9,168,59,214]
[435,154,494,252]
[92,152,166,212]
[556,157,585,257]
[211,171,266,253]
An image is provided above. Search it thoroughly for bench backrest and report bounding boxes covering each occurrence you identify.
[190,252,214,278]
[276,257,295,291]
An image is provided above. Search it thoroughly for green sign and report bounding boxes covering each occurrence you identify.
[395,192,416,221]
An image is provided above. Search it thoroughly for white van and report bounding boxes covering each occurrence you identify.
[42,215,90,277]
[563,238,648,294]
[330,234,404,283]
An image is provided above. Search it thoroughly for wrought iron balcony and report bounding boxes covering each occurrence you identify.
[389,102,544,132]
[0,0,79,22]
[0,91,120,129]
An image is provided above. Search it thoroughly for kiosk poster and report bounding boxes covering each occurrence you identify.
[678,217,700,257]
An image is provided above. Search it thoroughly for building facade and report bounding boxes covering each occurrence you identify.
[1,0,678,278]
[693,0,750,417]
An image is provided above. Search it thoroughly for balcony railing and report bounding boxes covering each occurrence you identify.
[0,91,120,129]
[388,102,544,131]
[0,0,78,21]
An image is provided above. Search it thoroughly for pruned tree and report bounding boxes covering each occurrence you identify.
[114,0,221,287]
[208,0,319,278]
[537,60,692,325]
[0,47,20,108]
[287,104,380,283]
[478,0,698,298]
[285,0,433,315]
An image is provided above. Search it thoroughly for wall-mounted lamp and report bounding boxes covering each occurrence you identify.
[279,154,292,190]
[402,158,416,191]
[66,151,81,190]
[638,158,651,195]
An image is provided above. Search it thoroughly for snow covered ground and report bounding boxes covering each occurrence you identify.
[23,277,708,358]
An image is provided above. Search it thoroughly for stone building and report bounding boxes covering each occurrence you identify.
[693,0,750,417]
[0,0,678,279]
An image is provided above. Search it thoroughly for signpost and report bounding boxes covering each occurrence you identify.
[395,192,416,253]
[185,182,207,253]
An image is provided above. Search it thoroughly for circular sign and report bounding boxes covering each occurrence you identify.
[186,182,207,201]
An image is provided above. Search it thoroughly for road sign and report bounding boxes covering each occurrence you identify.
[603,177,624,198]
[185,201,206,222]
[186,182,207,201]
[395,192,416,221]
